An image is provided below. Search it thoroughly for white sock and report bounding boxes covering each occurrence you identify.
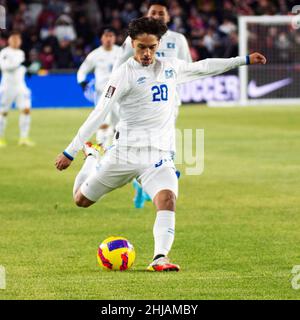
[153,210,175,258]
[73,155,96,197]
[0,114,7,137]
[19,114,31,138]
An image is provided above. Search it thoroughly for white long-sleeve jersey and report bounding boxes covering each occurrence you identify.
[65,56,247,159]
[0,47,27,89]
[77,45,122,93]
[114,30,192,108]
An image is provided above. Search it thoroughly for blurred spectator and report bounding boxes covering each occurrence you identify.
[72,47,85,68]
[223,31,238,58]
[189,7,205,31]
[28,49,42,73]
[43,28,59,52]
[274,32,292,62]
[55,39,74,69]
[22,27,42,55]
[40,45,55,70]
[169,1,188,33]
[75,15,94,45]
[120,3,139,26]
[37,3,57,30]
[196,38,211,60]
[1,0,299,69]
[17,3,34,28]
[189,42,200,61]
[54,14,76,42]
[203,28,219,55]
[48,0,67,15]
[256,0,278,15]
[219,18,237,35]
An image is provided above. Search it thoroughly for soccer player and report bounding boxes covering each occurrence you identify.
[113,0,192,208]
[114,0,192,76]
[55,17,266,271]
[77,27,122,147]
[0,32,34,147]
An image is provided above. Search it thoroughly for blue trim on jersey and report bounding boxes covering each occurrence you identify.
[63,151,74,161]
[246,55,250,65]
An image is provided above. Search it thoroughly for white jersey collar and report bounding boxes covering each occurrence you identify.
[129,57,157,69]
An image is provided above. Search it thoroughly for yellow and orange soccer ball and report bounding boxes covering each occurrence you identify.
[97,236,136,271]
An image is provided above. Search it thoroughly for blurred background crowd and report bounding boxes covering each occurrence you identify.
[0,0,298,70]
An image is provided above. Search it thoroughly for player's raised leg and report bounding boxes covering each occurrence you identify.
[73,143,104,208]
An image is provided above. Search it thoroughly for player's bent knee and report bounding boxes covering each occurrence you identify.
[153,190,176,211]
[99,123,109,130]
[74,192,94,208]
[22,108,30,115]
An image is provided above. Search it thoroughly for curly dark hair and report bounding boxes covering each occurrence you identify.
[148,0,169,10]
[128,17,168,40]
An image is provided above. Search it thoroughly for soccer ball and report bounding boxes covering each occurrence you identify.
[97,236,136,271]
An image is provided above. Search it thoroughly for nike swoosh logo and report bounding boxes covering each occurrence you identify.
[248,78,292,98]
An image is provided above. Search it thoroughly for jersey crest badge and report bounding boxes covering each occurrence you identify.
[105,86,116,98]
[165,69,174,79]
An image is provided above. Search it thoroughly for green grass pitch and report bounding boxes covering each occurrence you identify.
[0,105,300,300]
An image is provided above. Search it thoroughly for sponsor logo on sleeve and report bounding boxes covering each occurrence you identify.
[105,86,116,98]
[167,42,175,49]
[137,76,147,84]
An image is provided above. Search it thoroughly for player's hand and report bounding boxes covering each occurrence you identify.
[55,153,72,171]
[249,52,267,65]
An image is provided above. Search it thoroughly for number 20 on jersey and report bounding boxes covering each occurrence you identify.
[152,84,168,102]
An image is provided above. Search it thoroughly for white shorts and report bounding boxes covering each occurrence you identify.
[80,145,178,202]
[0,86,31,113]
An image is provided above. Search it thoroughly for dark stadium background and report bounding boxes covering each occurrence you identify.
[1,0,299,107]
[2,0,298,70]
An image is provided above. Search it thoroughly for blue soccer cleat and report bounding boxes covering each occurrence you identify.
[133,179,146,209]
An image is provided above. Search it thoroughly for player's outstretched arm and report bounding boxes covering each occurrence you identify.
[55,66,128,171]
[176,52,267,84]
[54,97,114,171]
